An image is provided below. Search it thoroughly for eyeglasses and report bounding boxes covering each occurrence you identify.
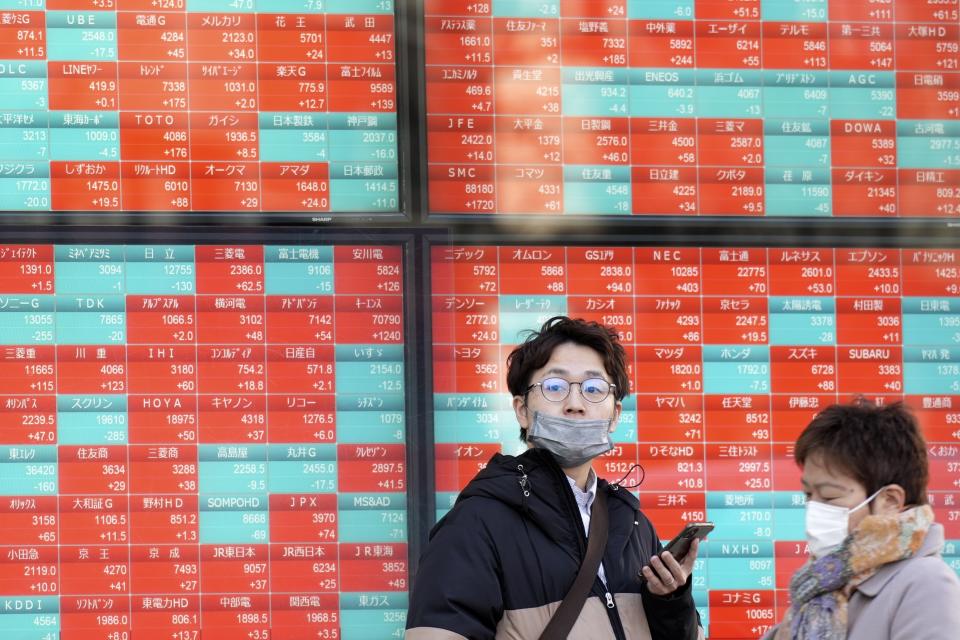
[526,377,615,403]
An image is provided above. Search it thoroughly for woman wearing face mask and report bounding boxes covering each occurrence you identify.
[763,400,960,640]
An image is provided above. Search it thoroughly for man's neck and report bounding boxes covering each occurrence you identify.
[563,462,594,491]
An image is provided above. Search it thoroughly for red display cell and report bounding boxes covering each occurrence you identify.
[0,495,57,545]
[702,296,768,344]
[267,393,336,444]
[269,495,338,544]
[338,543,407,592]
[266,344,334,394]
[835,248,901,296]
[430,295,501,344]
[428,165,497,213]
[432,344,503,394]
[769,248,835,296]
[129,494,199,544]
[50,162,122,211]
[261,162,329,211]
[425,65,494,115]
[696,0,760,20]
[634,345,703,394]
[430,245,499,295]
[563,117,629,165]
[896,72,960,120]
[831,167,898,217]
[271,593,341,639]
[264,295,334,344]
[199,593,270,640]
[48,61,118,110]
[633,247,701,295]
[830,120,896,167]
[128,394,197,445]
[256,13,327,62]
[196,295,265,344]
[0,345,55,394]
[117,11,187,62]
[631,166,698,215]
[325,14,393,63]
[187,62,257,111]
[770,346,837,394]
[60,595,131,638]
[0,544,58,595]
[560,0,626,17]
[910,395,960,442]
[567,296,635,341]
[130,544,201,595]
[773,442,804,492]
[494,164,562,214]
[327,63,395,112]
[0,394,56,444]
[629,20,695,68]
[636,492,707,539]
[128,444,197,494]
[334,295,403,343]
[59,446,129,495]
[775,540,808,590]
[709,591,776,640]
[762,22,828,70]
[926,445,960,490]
[902,249,960,296]
[494,116,562,165]
[630,117,698,166]
[704,395,771,442]
[634,297,702,345]
[425,15,492,66]
[119,111,188,161]
[189,110,258,163]
[428,114,494,165]
[185,13,256,61]
[258,63,327,112]
[0,12,45,59]
[269,543,339,592]
[898,169,960,218]
[836,345,903,394]
[126,295,196,344]
[560,18,627,67]
[425,0,495,14]
[127,344,197,395]
[198,394,266,444]
[493,66,562,115]
[828,1,893,21]
[196,344,265,394]
[200,545,268,594]
[828,22,895,70]
[492,17,559,67]
[895,24,960,71]
[705,443,772,492]
[130,595,201,640]
[498,246,566,295]
[701,248,767,295]
[835,297,902,345]
[930,492,960,538]
[56,344,126,394]
[58,495,129,546]
[337,443,405,492]
[894,0,959,23]
[0,244,54,292]
[639,442,705,492]
[189,161,261,211]
[333,245,402,293]
[120,161,192,211]
[596,443,639,482]
[195,245,264,295]
[694,20,762,69]
[436,442,501,492]
[697,119,763,167]
[698,167,765,216]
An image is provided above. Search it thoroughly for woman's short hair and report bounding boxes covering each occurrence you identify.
[506,316,630,442]
[795,400,929,505]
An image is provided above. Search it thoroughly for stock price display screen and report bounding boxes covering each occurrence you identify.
[0,1,398,215]
[432,244,960,638]
[425,0,959,217]
[0,244,407,639]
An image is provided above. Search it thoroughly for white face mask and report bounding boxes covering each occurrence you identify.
[805,487,885,558]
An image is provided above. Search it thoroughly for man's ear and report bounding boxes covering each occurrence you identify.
[513,395,530,430]
[608,400,622,433]
[875,484,906,515]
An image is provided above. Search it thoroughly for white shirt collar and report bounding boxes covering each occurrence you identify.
[566,468,597,511]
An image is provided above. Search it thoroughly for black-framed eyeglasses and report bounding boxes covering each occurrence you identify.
[526,377,615,403]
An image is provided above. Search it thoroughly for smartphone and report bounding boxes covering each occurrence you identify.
[661,522,714,562]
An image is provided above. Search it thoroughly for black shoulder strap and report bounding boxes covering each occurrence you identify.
[538,487,609,640]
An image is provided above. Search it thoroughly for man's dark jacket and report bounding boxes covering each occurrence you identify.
[405,448,702,639]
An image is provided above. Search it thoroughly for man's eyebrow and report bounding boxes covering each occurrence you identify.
[800,479,851,492]
[543,368,606,378]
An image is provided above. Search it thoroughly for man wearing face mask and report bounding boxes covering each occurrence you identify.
[763,400,960,640]
[406,316,703,640]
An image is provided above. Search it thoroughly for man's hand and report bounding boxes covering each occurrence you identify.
[641,538,699,596]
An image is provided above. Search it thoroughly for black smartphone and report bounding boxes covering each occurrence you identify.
[661,522,714,562]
